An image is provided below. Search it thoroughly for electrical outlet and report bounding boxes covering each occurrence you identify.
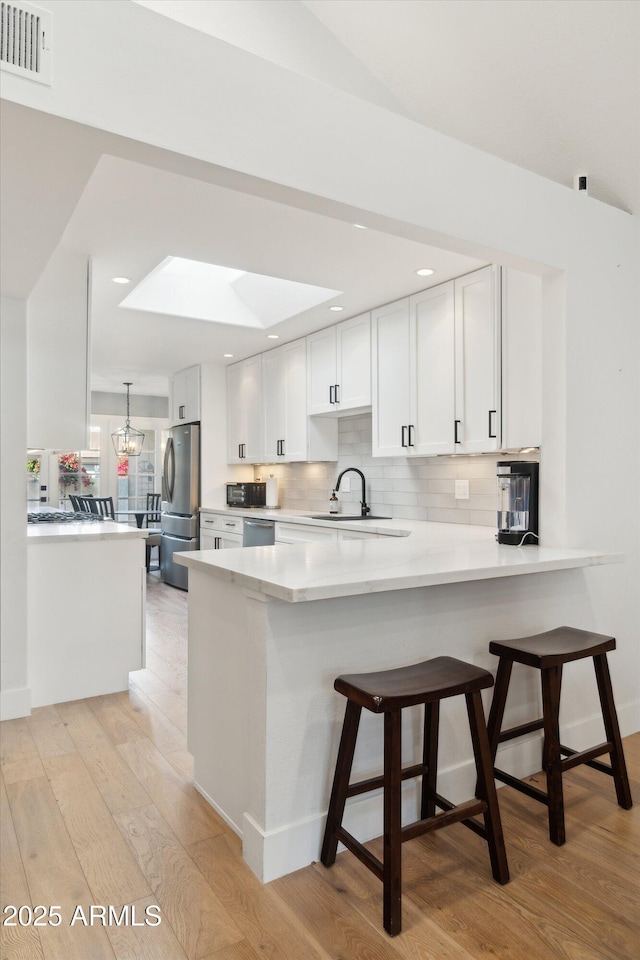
[454,479,469,500]
[340,477,351,492]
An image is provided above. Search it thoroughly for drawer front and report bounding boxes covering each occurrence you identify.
[275,522,337,544]
[200,513,243,535]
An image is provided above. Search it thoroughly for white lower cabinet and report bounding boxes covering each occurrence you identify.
[337,529,378,540]
[200,513,243,549]
[275,522,337,544]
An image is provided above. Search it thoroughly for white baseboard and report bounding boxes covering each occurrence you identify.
[0,687,31,720]
[237,701,640,884]
[193,779,243,838]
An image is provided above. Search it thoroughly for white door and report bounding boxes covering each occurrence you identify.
[336,312,371,411]
[409,282,456,456]
[307,326,337,415]
[371,298,411,457]
[454,266,501,453]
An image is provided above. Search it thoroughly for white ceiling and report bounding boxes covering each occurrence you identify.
[5,1,639,399]
[62,156,485,395]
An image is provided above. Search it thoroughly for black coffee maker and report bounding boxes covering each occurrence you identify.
[497,461,539,545]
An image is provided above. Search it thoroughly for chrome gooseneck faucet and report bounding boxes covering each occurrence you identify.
[335,467,370,517]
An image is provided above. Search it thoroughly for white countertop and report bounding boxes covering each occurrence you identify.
[27,519,149,544]
[180,512,622,602]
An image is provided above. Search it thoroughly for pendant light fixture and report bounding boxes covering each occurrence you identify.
[111,382,145,456]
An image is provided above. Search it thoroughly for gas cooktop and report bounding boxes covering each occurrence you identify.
[27,511,106,524]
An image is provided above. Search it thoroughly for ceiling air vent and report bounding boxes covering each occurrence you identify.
[0,1,52,85]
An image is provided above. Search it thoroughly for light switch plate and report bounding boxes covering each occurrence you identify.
[455,479,470,500]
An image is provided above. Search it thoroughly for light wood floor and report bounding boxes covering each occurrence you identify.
[2,573,639,960]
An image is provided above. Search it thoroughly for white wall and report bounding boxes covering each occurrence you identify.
[1,298,30,719]
[27,248,89,450]
[1,0,638,725]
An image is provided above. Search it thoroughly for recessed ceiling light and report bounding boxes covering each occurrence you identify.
[329,305,344,312]
[266,334,280,339]
[223,353,234,358]
[353,224,367,229]
[416,268,435,277]
[112,276,131,284]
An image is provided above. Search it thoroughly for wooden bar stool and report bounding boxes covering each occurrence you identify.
[487,626,632,846]
[321,656,509,936]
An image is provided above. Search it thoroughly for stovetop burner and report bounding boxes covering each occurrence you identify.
[27,511,106,524]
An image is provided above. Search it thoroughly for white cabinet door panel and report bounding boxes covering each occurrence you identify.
[454,266,501,453]
[336,312,371,410]
[372,299,411,457]
[410,283,455,456]
[307,326,337,415]
[227,356,263,463]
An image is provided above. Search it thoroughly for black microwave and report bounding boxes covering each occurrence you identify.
[226,482,266,508]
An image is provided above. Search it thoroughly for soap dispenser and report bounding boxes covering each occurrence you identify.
[329,489,339,514]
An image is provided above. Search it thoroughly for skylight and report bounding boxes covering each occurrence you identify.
[119,256,343,328]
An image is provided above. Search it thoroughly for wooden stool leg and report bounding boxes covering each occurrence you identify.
[486,658,513,761]
[593,654,633,809]
[321,700,361,867]
[466,691,510,884]
[421,701,439,819]
[383,708,403,936]
[541,665,565,845]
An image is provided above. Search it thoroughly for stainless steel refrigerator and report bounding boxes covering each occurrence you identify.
[160,423,200,589]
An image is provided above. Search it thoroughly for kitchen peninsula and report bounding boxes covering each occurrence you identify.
[27,519,148,707]
[176,517,621,884]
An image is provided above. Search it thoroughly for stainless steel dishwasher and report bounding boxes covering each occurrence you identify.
[242,518,275,547]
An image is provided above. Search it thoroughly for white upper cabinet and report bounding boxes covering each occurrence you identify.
[263,338,337,462]
[453,265,501,454]
[371,298,412,457]
[307,312,371,415]
[227,355,264,463]
[170,365,200,426]
[410,282,456,456]
[372,266,501,458]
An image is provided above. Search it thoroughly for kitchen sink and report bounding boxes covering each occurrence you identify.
[305,514,391,521]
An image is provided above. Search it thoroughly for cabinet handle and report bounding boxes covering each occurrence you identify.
[214,537,221,549]
[276,439,285,456]
[280,439,285,457]
[408,424,415,447]
[204,519,214,524]
[335,384,340,403]
[329,385,335,404]
[401,425,408,447]
[454,420,461,444]
[178,405,185,420]
[488,410,497,439]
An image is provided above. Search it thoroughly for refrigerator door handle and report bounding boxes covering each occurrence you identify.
[163,437,175,502]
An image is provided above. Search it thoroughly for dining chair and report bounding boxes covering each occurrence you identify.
[74,495,95,513]
[82,496,115,519]
[69,494,81,511]
[145,492,162,571]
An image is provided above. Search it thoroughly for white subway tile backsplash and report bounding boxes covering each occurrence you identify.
[429,508,469,524]
[276,413,519,530]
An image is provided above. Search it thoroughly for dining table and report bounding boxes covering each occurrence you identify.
[114,509,160,529]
